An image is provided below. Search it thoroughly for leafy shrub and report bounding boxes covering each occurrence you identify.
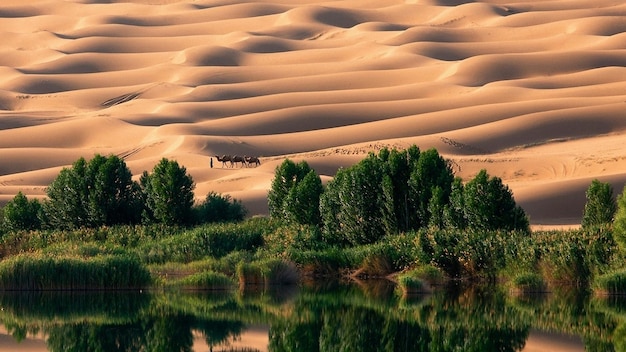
[193,192,247,224]
[1,192,43,231]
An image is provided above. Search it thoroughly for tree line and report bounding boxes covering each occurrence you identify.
[269,145,529,246]
[269,144,626,247]
[0,155,246,232]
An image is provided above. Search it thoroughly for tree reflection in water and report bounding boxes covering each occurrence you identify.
[0,282,624,351]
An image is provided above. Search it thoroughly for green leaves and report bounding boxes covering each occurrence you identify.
[268,159,323,226]
[581,179,617,229]
[141,158,195,226]
[45,155,140,229]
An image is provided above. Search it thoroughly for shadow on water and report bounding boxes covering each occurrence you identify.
[0,282,625,351]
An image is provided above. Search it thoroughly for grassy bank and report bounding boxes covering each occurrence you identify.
[0,219,624,294]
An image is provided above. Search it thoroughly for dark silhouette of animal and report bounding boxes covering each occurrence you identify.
[231,155,246,168]
[215,155,232,168]
[245,156,261,167]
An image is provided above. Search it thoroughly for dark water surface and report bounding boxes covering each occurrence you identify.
[0,281,622,351]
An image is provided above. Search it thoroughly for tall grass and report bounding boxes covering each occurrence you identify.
[0,254,151,290]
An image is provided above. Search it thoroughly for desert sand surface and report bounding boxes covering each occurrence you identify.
[1,0,626,227]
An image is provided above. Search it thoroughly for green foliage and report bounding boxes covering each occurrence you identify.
[409,148,454,229]
[613,185,626,252]
[268,159,323,226]
[594,269,626,294]
[582,179,617,229]
[461,169,529,232]
[193,192,247,224]
[1,192,43,231]
[44,154,141,229]
[510,272,546,293]
[140,158,195,225]
[285,170,324,226]
[320,146,459,246]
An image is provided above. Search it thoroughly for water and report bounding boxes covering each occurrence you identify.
[0,281,621,351]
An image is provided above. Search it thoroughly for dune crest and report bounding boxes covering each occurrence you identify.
[1,0,626,226]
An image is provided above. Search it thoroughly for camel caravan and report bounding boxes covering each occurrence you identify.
[214,155,261,168]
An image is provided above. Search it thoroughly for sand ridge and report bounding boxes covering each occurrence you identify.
[1,0,626,226]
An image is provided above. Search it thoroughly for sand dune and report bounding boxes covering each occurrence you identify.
[2,0,626,226]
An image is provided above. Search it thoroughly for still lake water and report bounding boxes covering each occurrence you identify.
[0,280,622,351]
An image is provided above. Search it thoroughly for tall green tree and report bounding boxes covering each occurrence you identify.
[285,169,324,226]
[321,153,386,245]
[140,158,195,225]
[1,191,43,231]
[408,148,454,229]
[462,169,529,232]
[581,179,616,229]
[268,159,322,225]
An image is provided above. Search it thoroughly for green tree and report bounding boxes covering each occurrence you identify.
[268,159,322,225]
[1,191,43,231]
[44,155,141,229]
[321,153,385,245]
[408,148,454,229]
[45,157,90,229]
[285,169,324,226]
[581,179,616,229]
[462,169,529,232]
[140,158,195,225]
[613,185,626,252]
[193,192,247,223]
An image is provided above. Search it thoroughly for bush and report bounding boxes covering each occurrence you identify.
[614,185,626,252]
[1,192,43,231]
[193,192,247,224]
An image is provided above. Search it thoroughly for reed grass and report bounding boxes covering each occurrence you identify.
[595,270,626,295]
[0,254,151,290]
[509,272,547,294]
[167,271,235,291]
[237,259,299,287]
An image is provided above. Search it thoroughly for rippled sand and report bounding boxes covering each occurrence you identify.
[2,0,626,226]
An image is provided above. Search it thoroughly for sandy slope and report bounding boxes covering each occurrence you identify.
[1,0,626,226]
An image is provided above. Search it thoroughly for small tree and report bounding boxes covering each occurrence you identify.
[581,179,616,229]
[462,169,529,232]
[1,192,43,231]
[140,158,195,225]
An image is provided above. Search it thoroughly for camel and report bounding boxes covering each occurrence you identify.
[245,156,261,167]
[231,155,246,168]
[215,155,232,168]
